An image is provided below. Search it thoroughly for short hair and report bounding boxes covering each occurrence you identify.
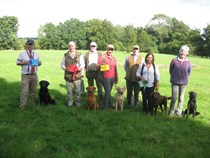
[68,41,76,46]
[179,45,189,55]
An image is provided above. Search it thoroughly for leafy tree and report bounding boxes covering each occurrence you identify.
[122,25,137,52]
[136,27,158,53]
[58,18,87,50]
[0,16,19,50]
[202,24,210,56]
[38,23,60,49]
[145,14,173,45]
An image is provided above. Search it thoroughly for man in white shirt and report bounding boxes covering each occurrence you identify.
[17,39,42,109]
[84,42,103,100]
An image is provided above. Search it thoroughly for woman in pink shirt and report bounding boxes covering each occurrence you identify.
[98,44,118,110]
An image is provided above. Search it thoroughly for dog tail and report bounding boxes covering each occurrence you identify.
[167,97,172,100]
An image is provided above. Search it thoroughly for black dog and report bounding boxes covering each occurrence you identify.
[39,80,56,105]
[150,91,171,115]
[183,91,199,119]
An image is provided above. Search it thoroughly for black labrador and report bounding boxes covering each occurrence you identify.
[183,91,200,119]
[39,80,56,105]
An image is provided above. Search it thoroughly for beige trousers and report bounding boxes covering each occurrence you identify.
[19,74,38,108]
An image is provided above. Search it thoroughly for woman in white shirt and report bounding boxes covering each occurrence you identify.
[136,52,160,115]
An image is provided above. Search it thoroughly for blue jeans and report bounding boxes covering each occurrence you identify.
[169,84,187,115]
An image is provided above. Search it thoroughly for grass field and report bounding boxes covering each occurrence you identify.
[0,50,210,158]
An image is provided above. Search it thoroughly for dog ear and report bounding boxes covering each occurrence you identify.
[39,81,43,85]
[86,87,89,91]
[46,81,50,87]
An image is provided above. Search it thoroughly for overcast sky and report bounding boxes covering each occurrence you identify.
[0,0,210,37]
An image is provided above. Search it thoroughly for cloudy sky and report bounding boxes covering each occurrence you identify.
[0,0,210,37]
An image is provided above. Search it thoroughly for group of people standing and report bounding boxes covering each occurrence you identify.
[17,39,192,118]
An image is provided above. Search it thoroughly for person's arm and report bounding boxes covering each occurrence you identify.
[79,55,85,76]
[37,54,42,66]
[124,57,128,71]
[61,56,66,70]
[16,53,29,66]
[155,64,160,91]
[136,64,142,80]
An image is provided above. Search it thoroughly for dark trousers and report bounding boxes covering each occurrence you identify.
[86,71,103,100]
[126,80,140,106]
[141,86,155,113]
[102,77,115,109]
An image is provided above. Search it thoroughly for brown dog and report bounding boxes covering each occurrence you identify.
[150,91,171,115]
[86,86,99,110]
[113,86,126,111]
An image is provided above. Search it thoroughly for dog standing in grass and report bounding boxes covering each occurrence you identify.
[86,86,99,110]
[183,91,200,118]
[113,86,126,111]
[150,91,171,115]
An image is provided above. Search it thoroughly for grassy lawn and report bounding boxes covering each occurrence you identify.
[0,50,210,158]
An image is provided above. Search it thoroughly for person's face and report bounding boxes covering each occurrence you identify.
[27,43,34,51]
[146,55,153,64]
[68,44,76,53]
[133,47,139,54]
[90,45,97,52]
[179,51,186,59]
[106,48,114,56]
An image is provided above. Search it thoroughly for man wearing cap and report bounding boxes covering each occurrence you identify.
[98,44,118,110]
[17,39,42,109]
[124,45,144,107]
[84,42,103,100]
[61,41,85,107]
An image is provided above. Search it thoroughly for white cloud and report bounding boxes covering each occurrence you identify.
[0,0,210,37]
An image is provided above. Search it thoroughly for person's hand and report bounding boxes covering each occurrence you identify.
[23,60,30,65]
[77,66,82,71]
[95,64,100,69]
[155,86,159,92]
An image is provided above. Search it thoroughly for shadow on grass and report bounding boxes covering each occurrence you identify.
[0,78,210,158]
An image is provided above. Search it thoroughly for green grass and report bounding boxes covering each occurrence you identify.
[0,50,210,158]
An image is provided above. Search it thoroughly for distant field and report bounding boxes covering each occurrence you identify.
[0,50,209,158]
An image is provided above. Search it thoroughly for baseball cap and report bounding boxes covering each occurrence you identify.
[107,44,115,49]
[26,39,34,45]
[133,45,139,49]
[90,42,97,47]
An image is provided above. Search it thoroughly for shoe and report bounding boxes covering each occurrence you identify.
[168,113,174,118]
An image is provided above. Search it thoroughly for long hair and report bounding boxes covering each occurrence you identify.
[145,52,155,64]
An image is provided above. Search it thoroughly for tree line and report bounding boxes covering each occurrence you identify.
[0,15,210,56]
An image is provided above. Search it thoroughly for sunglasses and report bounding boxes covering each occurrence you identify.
[180,53,186,56]
[108,48,114,51]
[90,45,96,47]
[133,48,138,50]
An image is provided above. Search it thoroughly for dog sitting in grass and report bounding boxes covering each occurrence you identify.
[39,80,56,106]
[183,91,200,119]
[86,86,99,110]
[113,86,126,111]
[150,91,171,115]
